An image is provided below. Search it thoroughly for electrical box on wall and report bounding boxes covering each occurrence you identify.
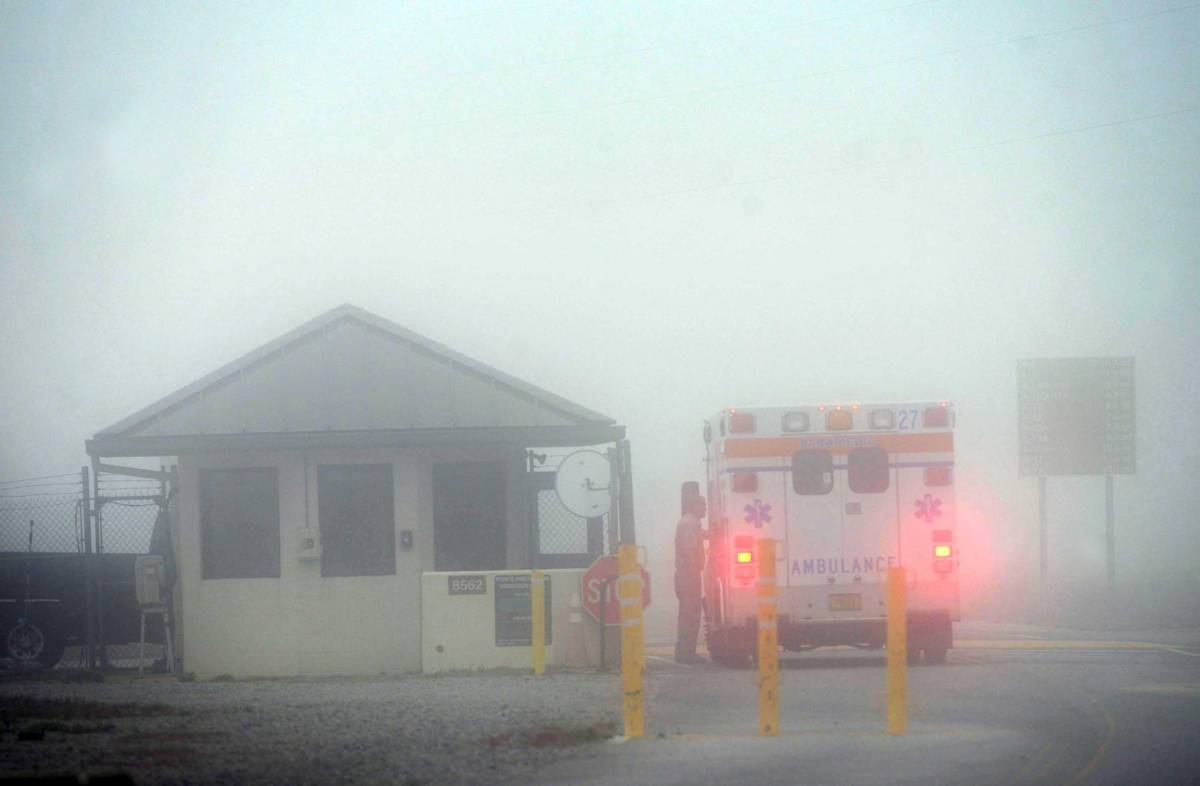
[297,527,322,560]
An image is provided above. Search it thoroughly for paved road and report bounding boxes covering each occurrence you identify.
[522,628,1200,786]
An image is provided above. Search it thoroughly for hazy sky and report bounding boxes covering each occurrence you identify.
[2,1,1197,596]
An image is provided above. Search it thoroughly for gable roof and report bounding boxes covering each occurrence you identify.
[88,305,622,457]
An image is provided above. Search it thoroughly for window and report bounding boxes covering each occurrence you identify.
[200,467,280,579]
[848,447,890,494]
[792,450,833,495]
[318,464,396,577]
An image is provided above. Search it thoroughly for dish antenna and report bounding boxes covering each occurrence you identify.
[554,450,612,519]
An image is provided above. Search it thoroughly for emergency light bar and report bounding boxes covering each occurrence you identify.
[826,410,853,430]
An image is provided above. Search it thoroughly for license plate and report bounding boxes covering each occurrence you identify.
[829,593,862,612]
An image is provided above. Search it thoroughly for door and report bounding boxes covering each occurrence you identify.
[432,462,507,571]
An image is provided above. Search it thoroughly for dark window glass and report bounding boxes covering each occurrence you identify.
[848,447,890,494]
[319,464,396,577]
[792,450,833,495]
[200,467,280,579]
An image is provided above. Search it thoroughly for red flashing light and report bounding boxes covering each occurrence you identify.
[924,407,950,427]
[731,473,759,493]
[826,410,853,430]
[730,413,756,434]
[925,467,953,486]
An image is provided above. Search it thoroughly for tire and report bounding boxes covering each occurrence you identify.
[4,619,66,669]
[707,626,755,669]
[924,647,947,665]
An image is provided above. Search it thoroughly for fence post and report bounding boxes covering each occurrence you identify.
[91,457,108,669]
[757,538,780,736]
[886,567,908,735]
[531,570,546,675]
[80,466,96,669]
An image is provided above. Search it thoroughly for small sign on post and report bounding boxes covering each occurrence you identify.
[494,574,552,648]
[1018,357,1135,587]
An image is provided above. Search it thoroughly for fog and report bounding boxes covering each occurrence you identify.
[2,0,1198,623]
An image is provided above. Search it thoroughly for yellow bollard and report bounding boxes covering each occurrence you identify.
[757,538,780,736]
[617,545,645,738]
[886,566,907,735]
[532,570,546,676]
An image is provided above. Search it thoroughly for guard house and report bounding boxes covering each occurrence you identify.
[86,305,624,676]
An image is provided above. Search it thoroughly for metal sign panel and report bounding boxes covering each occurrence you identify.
[494,574,552,647]
[1018,357,1135,476]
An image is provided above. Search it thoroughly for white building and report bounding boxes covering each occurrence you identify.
[87,305,624,676]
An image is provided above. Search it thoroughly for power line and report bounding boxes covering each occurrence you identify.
[490,105,1198,217]
[250,3,1197,147]
[518,3,1200,128]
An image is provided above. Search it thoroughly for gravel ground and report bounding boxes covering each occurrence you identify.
[0,671,622,786]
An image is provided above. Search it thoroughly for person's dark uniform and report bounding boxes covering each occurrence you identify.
[674,495,708,663]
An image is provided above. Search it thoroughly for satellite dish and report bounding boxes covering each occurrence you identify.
[555,450,612,519]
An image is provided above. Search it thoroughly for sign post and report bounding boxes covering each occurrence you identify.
[1018,357,1135,587]
[531,570,546,676]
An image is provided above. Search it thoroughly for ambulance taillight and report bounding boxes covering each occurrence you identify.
[932,530,954,574]
[734,535,755,585]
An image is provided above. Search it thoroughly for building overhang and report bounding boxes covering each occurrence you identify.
[86,424,626,459]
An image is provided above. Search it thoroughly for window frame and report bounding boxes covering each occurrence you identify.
[791,449,834,495]
[317,463,397,578]
[847,446,890,494]
[199,466,281,580]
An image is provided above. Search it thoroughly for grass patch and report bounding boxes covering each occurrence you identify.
[487,720,617,748]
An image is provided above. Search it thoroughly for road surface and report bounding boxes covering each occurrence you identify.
[522,624,1200,786]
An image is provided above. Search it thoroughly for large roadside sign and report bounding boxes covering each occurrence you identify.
[1017,357,1135,476]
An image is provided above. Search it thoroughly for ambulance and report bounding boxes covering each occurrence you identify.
[695,402,958,667]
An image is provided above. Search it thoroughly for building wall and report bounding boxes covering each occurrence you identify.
[176,444,528,677]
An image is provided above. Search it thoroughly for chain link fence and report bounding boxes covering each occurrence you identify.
[1,470,167,672]
[527,448,612,567]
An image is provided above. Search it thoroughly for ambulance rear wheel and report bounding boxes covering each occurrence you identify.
[924,647,947,665]
[707,627,754,669]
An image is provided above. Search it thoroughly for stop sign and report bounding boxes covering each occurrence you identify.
[581,554,651,625]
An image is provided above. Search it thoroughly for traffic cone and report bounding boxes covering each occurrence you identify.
[565,591,588,668]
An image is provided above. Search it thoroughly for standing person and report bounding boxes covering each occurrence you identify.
[674,494,708,664]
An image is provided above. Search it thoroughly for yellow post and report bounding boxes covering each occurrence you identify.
[886,566,907,735]
[531,570,546,676]
[617,544,645,738]
[757,538,780,736]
